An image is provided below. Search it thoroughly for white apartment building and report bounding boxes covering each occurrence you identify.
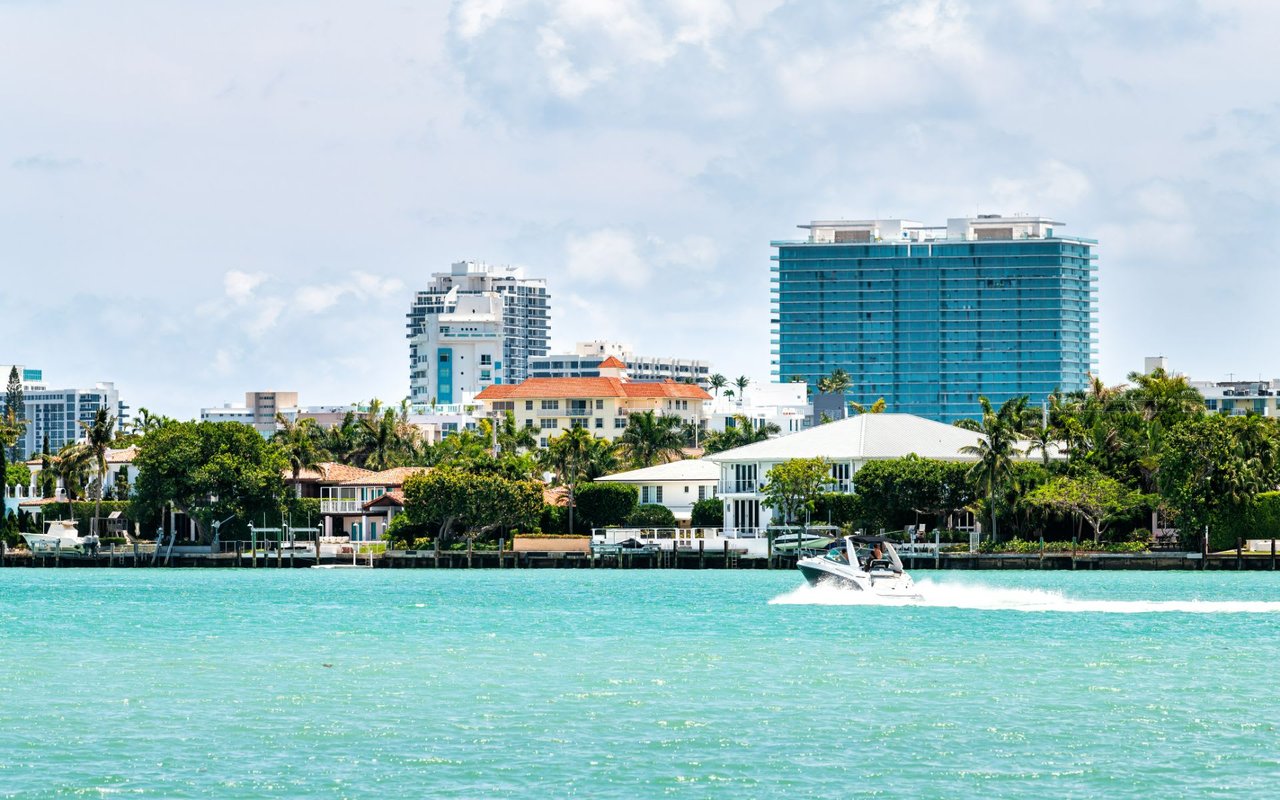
[407,261,550,406]
[530,340,711,388]
[17,378,126,457]
[706,382,811,436]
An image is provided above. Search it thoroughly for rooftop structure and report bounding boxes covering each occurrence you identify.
[530,340,712,387]
[773,214,1097,423]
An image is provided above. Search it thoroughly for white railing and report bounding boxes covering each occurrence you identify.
[719,481,762,494]
[321,500,363,514]
[590,527,771,557]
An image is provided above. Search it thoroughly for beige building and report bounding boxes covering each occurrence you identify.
[475,357,711,447]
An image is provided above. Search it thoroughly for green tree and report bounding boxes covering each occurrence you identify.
[4,366,24,460]
[403,468,470,545]
[80,407,117,534]
[734,375,750,397]
[273,415,329,497]
[132,420,287,543]
[959,396,1023,542]
[402,468,541,544]
[849,397,887,414]
[1025,473,1142,543]
[690,497,723,527]
[55,442,92,519]
[702,415,781,455]
[618,411,685,468]
[762,457,832,525]
[574,482,638,529]
[816,368,852,395]
[708,374,727,397]
[496,410,537,455]
[1159,415,1280,545]
[627,504,677,527]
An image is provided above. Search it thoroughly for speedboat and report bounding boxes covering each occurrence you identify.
[796,534,921,599]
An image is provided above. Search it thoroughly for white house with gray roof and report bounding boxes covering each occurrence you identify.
[595,459,720,523]
[706,413,1003,533]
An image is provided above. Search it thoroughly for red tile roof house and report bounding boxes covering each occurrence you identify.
[293,462,429,542]
[475,358,711,448]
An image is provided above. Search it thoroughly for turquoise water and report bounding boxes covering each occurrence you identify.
[3,569,1280,798]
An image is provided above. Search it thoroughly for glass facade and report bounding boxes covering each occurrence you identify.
[771,237,1097,422]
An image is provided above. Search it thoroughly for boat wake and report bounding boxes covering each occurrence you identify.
[769,579,1280,614]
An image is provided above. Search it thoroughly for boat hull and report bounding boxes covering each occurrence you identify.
[797,556,922,600]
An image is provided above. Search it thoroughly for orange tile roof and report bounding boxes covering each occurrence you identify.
[476,384,518,399]
[476,377,711,401]
[363,489,406,510]
[342,467,430,487]
[294,462,377,483]
[543,485,570,506]
[598,356,627,369]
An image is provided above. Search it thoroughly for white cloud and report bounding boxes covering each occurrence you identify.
[293,271,407,315]
[989,160,1092,214]
[454,0,519,40]
[565,229,650,288]
[224,271,267,304]
[246,298,285,337]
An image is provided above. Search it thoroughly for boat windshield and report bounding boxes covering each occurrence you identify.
[823,547,850,564]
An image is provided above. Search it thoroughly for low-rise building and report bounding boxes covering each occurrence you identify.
[201,392,365,435]
[293,462,428,542]
[706,382,810,437]
[594,459,720,523]
[706,413,998,533]
[475,358,711,447]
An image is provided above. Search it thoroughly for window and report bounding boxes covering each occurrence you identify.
[697,485,707,501]
[614,417,627,429]
[595,418,603,429]
[641,486,651,504]
[541,418,559,429]
[655,486,664,503]
[541,400,560,410]
[525,419,535,428]
[683,485,689,493]
[480,354,492,365]
[526,400,534,410]
[595,399,604,409]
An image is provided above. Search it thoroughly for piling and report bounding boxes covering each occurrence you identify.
[698,539,705,570]
[1272,538,1276,572]
[1237,537,1243,571]
[467,538,473,569]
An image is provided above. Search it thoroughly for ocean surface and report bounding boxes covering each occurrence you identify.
[3,568,1280,798]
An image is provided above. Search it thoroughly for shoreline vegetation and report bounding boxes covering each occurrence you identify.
[6,368,1280,564]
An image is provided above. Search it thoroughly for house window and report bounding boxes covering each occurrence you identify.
[655,486,664,503]
[526,400,534,410]
[641,486,651,503]
[595,399,604,409]
[525,418,535,428]
[541,418,559,430]
[595,418,603,429]
[541,400,560,410]
[540,438,548,448]
[614,417,627,429]
[698,485,707,501]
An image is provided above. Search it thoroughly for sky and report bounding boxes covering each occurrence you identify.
[3,0,1279,419]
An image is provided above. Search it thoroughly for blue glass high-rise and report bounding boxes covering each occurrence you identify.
[771,216,1097,423]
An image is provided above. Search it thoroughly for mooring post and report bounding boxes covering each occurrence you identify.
[1071,537,1077,571]
[1237,537,1243,571]
[498,538,505,569]
[466,538,473,569]
[1271,538,1276,572]
[766,530,774,570]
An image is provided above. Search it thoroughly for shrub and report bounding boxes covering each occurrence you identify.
[690,497,723,527]
[539,504,570,535]
[574,483,637,529]
[627,504,676,528]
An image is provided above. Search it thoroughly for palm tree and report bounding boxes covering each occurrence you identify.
[1024,423,1058,467]
[734,375,750,399]
[618,411,686,468]
[129,407,167,438]
[849,397,887,414]
[274,415,329,497]
[959,396,1022,543]
[80,408,116,534]
[541,427,600,534]
[817,368,852,395]
[358,405,403,470]
[1125,367,1205,428]
[323,411,362,464]
[708,374,727,397]
[55,441,92,520]
[496,411,537,455]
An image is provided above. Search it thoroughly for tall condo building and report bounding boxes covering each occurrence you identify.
[406,261,550,406]
[771,215,1097,422]
[15,377,127,456]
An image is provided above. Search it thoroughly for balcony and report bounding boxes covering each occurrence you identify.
[321,500,364,514]
[720,481,763,494]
